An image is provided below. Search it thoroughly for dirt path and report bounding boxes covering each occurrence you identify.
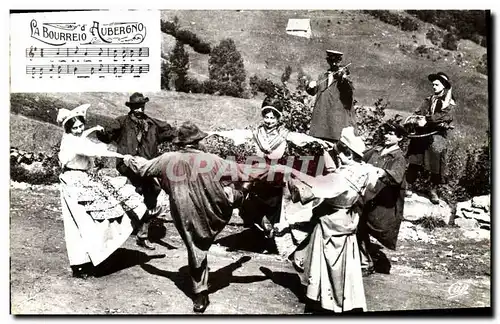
[9,186,490,314]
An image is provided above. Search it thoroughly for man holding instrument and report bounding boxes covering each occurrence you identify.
[306,50,356,166]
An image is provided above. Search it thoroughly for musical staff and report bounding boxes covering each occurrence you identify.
[25,63,149,76]
[25,46,150,58]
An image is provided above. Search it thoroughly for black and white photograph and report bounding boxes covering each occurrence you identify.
[8,8,491,315]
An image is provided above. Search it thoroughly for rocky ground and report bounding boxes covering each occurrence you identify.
[9,182,491,315]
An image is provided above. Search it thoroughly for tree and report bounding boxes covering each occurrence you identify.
[169,40,189,92]
[208,38,247,97]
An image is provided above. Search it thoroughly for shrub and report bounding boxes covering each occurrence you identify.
[476,53,487,75]
[459,138,491,197]
[281,65,293,84]
[183,77,205,94]
[426,28,444,46]
[296,67,311,91]
[442,32,459,51]
[401,17,420,32]
[169,41,190,92]
[249,74,280,97]
[364,10,419,32]
[208,38,247,98]
[160,17,211,54]
[160,59,171,90]
[406,10,488,47]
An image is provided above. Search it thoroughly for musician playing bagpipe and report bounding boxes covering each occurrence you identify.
[404,72,455,204]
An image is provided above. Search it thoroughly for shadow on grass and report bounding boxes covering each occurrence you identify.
[214,228,277,254]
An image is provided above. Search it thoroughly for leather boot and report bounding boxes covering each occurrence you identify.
[193,291,210,313]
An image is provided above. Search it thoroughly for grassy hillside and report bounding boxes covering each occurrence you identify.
[160,10,488,132]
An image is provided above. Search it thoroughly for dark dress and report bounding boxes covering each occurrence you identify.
[361,145,406,250]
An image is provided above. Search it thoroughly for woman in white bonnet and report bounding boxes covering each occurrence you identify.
[57,104,142,278]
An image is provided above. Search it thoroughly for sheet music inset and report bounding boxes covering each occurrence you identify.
[10,10,161,92]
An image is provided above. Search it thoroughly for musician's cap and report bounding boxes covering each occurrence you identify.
[326,50,343,57]
[126,92,149,108]
[57,104,90,127]
[428,72,451,89]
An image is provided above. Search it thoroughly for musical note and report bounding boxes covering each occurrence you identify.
[138,48,142,57]
[130,49,134,58]
[84,49,88,56]
[25,63,149,76]
[122,49,127,59]
[74,47,79,55]
[40,48,44,58]
[113,49,118,59]
[56,49,60,56]
[98,48,103,56]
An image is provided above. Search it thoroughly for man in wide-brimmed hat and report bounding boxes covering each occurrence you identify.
[306,49,356,165]
[358,121,407,277]
[405,72,455,204]
[96,92,176,250]
[122,121,294,313]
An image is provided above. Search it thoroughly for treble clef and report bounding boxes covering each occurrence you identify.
[28,46,36,58]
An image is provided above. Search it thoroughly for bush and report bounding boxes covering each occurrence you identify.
[160,59,171,90]
[296,67,311,91]
[169,41,190,92]
[364,10,419,32]
[401,17,420,32]
[476,53,487,75]
[442,32,459,51]
[459,139,491,197]
[281,65,292,84]
[426,28,444,46]
[406,10,488,47]
[183,77,206,94]
[160,18,211,54]
[249,74,280,97]
[10,147,60,184]
[208,38,247,98]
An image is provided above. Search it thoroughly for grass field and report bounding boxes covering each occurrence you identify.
[159,10,488,133]
[10,10,490,150]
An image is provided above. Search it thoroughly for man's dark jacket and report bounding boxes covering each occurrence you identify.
[96,113,175,173]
